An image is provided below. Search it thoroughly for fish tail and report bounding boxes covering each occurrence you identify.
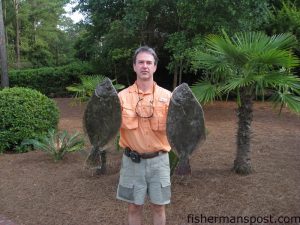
[85,146,107,174]
[175,156,191,176]
[85,146,101,168]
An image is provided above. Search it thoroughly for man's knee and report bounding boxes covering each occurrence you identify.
[128,203,143,214]
[151,204,165,215]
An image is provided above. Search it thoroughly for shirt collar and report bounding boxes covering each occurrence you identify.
[128,81,157,94]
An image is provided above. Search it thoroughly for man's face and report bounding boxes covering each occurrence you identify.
[133,52,157,81]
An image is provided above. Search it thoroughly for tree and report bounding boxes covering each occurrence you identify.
[165,32,189,89]
[265,0,300,59]
[0,0,9,87]
[191,31,300,175]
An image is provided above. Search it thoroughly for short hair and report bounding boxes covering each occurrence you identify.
[133,46,158,65]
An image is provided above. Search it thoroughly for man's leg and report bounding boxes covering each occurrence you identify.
[151,204,166,225]
[128,203,143,225]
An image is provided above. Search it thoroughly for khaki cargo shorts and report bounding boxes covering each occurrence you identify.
[116,152,171,205]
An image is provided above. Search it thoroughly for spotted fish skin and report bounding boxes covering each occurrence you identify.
[166,83,205,175]
[83,78,121,171]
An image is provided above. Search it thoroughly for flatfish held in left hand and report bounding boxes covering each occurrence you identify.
[83,78,121,174]
[166,83,206,175]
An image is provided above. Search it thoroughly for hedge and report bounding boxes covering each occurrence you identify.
[9,62,94,97]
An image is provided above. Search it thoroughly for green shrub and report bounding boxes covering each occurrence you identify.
[0,87,59,153]
[9,62,94,97]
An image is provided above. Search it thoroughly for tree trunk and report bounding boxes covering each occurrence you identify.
[178,58,183,85]
[233,88,253,175]
[0,0,9,87]
[14,0,20,68]
[114,63,118,84]
[172,64,178,90]
[3,0,8,47]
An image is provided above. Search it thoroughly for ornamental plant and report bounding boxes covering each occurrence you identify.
[66,75,125,104]
[22,129,85,161]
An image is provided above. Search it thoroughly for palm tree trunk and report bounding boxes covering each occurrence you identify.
[233,88,253,175]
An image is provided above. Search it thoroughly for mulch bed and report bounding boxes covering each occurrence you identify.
[0,98,299,225]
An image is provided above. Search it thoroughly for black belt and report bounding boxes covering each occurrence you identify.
[124,147,165,163]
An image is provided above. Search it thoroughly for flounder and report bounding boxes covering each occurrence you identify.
[83,78,121,174]
[166,83,206,175]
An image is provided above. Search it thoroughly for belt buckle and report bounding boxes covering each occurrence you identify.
[129,150,141,163]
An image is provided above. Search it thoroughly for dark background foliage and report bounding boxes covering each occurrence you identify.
[1,0,299,91]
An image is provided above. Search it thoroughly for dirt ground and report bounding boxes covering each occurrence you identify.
[0,98,299,225]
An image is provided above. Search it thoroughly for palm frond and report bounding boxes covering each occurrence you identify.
[261,72,300,90]
[267,33,298,50]
[252,49,299,68]
[191,51,222,69]
[191,80,222,103]
[66,75,107,102]
[270,91,300,114]
[206,34,249,67]
[232,32,297,53]
[232,32,268,52]
[221,76,256,93]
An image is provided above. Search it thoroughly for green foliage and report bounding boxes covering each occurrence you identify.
[191,31,300,113]
[0,87,59,153]
[9,62,94,97]
[66,75,125,103]
[4,0,78,68]
[22,129,85,161]
[169,150,179,176]
[176,0,269,35]
[267,1,300,42]
[66,75,107,102]
[74,0,273,87]
[115,132,121,152]
[191,31,300,175]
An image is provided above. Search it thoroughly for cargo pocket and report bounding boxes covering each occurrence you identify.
[160,180,171,203]
[118,182,134,201]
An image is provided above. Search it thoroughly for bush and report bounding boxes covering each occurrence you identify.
[0,87,59,153]
[9,62,94,97]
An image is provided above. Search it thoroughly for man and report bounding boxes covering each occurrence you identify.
[116,46,172,225]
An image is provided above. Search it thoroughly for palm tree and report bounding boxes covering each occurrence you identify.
[191,31,300,175]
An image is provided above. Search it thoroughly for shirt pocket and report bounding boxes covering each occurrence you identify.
[150,106,167,131]
[121,104,138,130]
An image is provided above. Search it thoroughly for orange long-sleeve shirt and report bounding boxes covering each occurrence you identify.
[118,82,171,154]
